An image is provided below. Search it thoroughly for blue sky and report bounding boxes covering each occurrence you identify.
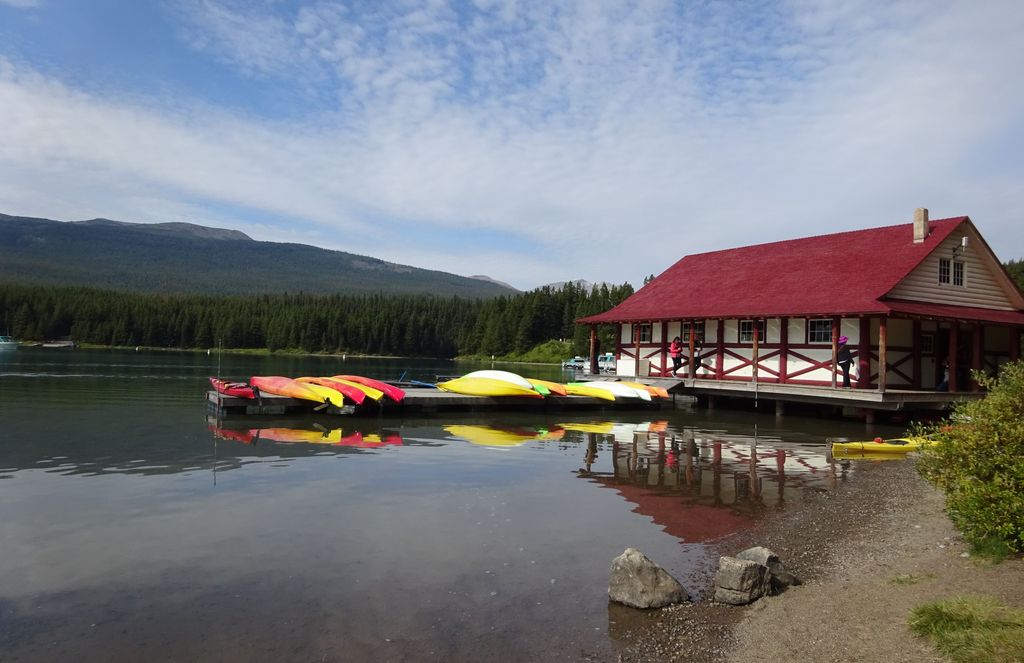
[1,0,1022,290]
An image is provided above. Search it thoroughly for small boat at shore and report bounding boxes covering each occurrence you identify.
[0,335,18,351]
[830,437,936,454]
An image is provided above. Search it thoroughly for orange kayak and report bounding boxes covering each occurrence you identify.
[333,375,406,403]
[296,376,366,405]
[250,376,323,403]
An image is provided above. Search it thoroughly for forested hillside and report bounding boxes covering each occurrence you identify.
[0,282,633,358]
[0,213,515,298]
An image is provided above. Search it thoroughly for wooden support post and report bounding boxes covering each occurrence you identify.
[865,409,876,424]
[948,323,959,392]
[660,321,668,377]
[831,318,839,389]
[779,317,788,384]
[878,317,888,393]
[588,326,598,376]
[859,317,871,389]
[912,319,922,388]
[688,322,696,379]
[752,320,759,384]
[971,323,983,391]
[715,319,725,380]
[775,400,784,417]
[634,323,641,376]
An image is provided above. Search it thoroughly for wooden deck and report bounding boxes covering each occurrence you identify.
[207,387,666,417]
[586,376,980,412]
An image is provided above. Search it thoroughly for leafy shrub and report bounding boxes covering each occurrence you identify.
[915,360,1024,555]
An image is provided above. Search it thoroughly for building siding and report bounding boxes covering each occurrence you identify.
[887,229,1017,310]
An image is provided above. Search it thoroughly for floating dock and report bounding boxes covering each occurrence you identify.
[207,387,668,417]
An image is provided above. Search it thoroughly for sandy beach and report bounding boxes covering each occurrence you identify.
[606,457,1024,663]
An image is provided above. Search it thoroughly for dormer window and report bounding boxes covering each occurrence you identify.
[939,258,965,286]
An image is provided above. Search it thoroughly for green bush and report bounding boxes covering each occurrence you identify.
[915,360,1024,555]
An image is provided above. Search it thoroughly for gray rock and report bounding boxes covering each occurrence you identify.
[714,556,770,605]
[736,546,801,593]
[608,548,689,609]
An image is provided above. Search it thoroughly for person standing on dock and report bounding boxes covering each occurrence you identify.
[836,336,854,388]
[670,336,683,375]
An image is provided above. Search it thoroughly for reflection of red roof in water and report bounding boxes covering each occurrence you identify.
[595,478,749,543]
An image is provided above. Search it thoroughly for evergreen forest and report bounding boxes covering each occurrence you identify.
[0,282,634,359]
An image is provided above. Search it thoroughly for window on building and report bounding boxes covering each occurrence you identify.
[635,323,652,343]
[681,321,706,342]
[939,258,965,286]
[808,319,832,343]
[921,333,934,355]
[739,319,766,343]
[938,258,950,284]
[953,261,964,286]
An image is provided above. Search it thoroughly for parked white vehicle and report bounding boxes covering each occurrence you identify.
[562,353,616,374]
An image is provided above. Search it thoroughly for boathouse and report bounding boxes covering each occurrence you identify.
[578,210,1024,401]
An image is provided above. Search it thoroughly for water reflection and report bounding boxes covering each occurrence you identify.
[209,420,404,448]
[573,421,846,544]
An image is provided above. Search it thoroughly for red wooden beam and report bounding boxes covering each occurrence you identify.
[858,317,871,389]
[715,319,725,380]
[779,316,788,384]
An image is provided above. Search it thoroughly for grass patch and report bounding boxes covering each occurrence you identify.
[969,536,1014,562]
[889,572,936,586]
[909,596,1024,663]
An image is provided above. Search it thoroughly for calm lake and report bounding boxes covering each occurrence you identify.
[0,349,899,661]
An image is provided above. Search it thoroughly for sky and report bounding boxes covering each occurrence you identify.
[1,0,1022,291]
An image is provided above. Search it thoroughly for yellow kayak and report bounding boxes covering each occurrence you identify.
[436,376,543,398]
[830,437,935,453]
[298,382,349,407]
[445,425,537,447]
[558,421,616,434]
[563,383,616,401]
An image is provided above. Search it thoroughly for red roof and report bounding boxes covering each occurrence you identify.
[579,217,1023,325]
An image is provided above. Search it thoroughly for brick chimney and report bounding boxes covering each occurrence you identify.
[913,208,929,243]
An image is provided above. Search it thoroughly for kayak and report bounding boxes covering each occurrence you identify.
[297,382,349,407]
[250,376,323,403]
[570,381,652,401]
[462,370,536,391]
[297,376,367,405]
[209,377,255,399]
[618,381,669,399]
[527,378,568,396]
[831,437,936,453]
[333,375,406,402]
[445,424,537,447]
[437,376,544,398]
[326,376,385,402]
[563,383,617,401]
[558,421,616,434]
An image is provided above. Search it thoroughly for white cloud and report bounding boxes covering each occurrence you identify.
[0,0,40,8]
[2,0,1024,290]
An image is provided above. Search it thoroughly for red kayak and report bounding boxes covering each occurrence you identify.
[333,375,406,403]
[295,376,367,405]
[209,377,256,399]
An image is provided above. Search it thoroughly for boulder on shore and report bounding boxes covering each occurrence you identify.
[736,546,802,593]
[608,548,689,609]
[714,556,770,605]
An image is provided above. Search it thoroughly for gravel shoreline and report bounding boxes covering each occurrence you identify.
[605,456,1024,663]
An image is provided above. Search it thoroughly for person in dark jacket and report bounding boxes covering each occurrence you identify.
[836,335,854,388]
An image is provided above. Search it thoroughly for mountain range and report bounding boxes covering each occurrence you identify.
[0,213,519,298]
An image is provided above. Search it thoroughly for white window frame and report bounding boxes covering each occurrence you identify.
[952,260,965,286]
[938,258,951,284]
[739,319,766,344]
[807,319,832,344]
[681,321,706,342]
[636,323,653,343]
